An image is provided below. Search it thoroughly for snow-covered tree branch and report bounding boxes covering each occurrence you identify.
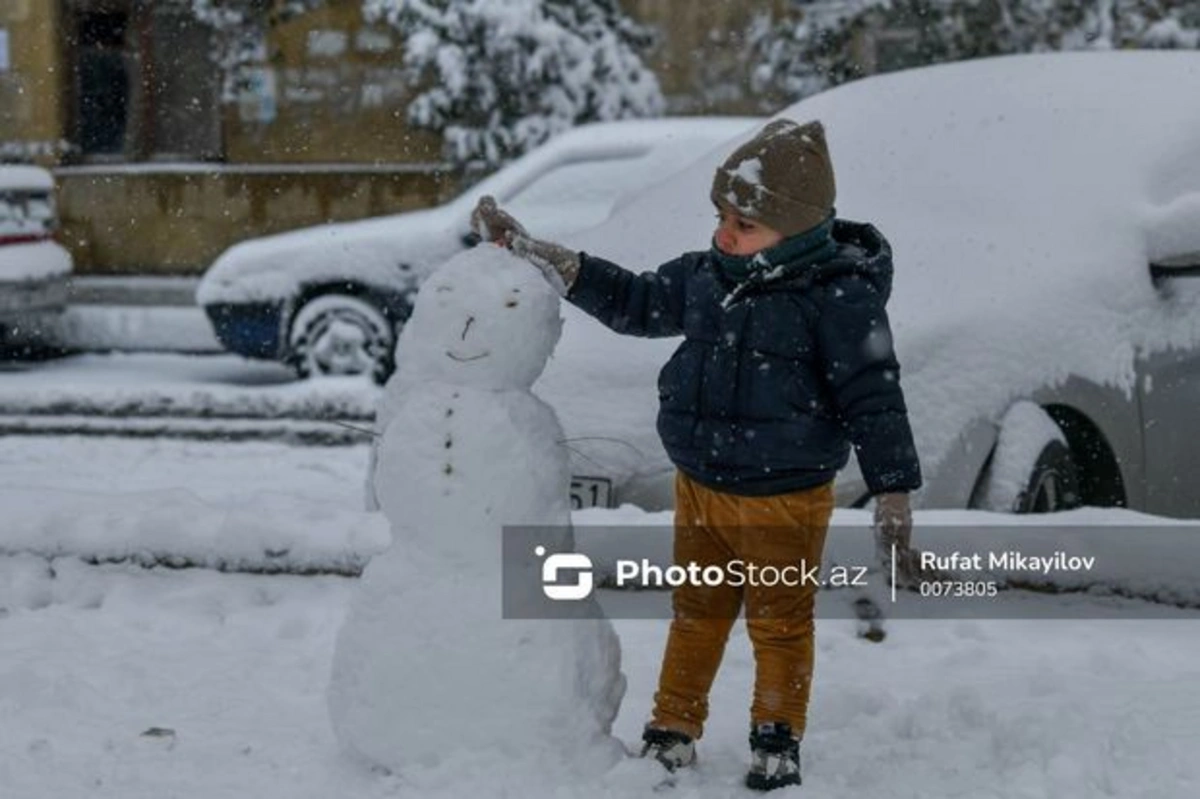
[364,0,665,167]
[752,0,1200,102]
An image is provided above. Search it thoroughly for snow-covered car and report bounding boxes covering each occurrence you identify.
[526,51,1200,516]
[196,118,760,383]
[0,165,73,352]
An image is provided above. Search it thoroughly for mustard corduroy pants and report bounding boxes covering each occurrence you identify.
[650,471,835,740]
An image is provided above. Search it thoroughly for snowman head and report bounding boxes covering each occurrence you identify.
[395,246,563,389]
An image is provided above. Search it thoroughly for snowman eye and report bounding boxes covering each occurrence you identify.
[505,299,519,308]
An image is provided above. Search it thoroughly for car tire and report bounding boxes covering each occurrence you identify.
[975,401,1082,513]
[287,294,395,384]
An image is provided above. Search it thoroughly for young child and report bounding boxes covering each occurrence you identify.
[473,119,922,791]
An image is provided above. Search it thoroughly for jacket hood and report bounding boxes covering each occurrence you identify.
[813,219,894,301]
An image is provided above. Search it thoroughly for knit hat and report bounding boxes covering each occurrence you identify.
[710,119,836,238]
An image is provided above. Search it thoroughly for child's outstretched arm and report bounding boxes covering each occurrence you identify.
[563,251,694,338]
[472,196,689,338]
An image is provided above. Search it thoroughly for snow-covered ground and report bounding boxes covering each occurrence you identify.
[5,562,1198,799]
[2,436,1199,798]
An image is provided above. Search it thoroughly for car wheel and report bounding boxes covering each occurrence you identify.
[1015,439,1081,513]
[975,401,1082,513]
[288,294,395,383]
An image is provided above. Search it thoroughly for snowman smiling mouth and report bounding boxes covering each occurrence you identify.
[446,349,490,362]
[446,316,490,361]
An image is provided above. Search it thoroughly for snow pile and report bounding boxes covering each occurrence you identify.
[537,51,1200,498]
[329,247,625,779]
[0,436,383,578]
[0,485,389,576]
[0,353,377,420]
[48,306,222,354]
[0,240,72,284]
[977,401,1067,512]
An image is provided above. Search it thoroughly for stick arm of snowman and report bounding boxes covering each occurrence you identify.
[471,195,580,296]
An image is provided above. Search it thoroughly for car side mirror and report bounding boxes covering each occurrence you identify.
[1150,252,1200,285]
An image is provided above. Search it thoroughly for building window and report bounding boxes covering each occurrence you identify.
[76,10,130,156]
[68,1,223,162]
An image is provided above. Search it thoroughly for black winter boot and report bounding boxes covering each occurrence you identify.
[639,725,696,772]
[745,722,801,791]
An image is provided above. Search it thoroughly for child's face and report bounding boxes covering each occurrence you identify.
[713,206,784,256]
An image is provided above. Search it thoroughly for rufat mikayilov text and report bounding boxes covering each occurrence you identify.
[614,559,870,590]
[922,550,1098,576]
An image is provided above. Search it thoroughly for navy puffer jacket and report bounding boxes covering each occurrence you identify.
[566,219,922,497]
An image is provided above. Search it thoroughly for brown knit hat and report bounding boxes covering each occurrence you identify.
[710,119,836,238]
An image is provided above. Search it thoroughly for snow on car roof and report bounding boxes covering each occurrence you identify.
[538,51,1200,486]
[0,164,55,193]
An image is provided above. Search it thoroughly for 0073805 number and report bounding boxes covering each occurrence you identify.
[918,580,999,598]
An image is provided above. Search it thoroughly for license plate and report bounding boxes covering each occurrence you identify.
[570,476,612,509]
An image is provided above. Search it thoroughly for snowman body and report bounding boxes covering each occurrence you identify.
[328,247,625,775]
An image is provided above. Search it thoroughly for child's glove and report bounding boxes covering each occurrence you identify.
[873,492,912,551]
[470,195,527,245]
[873,491,915,585]
[873,493,959,588]
[509,234,580,296]
[470,195,580,296]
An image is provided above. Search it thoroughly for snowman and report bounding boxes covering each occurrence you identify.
[327,244,626,778]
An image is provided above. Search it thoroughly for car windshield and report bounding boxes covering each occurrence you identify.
[502,154,657,239]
